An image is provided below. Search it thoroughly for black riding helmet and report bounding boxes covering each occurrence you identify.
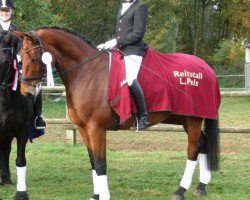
[122,0,134,3]
[0,0,14,10]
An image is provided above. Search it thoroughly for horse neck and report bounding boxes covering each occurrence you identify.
[58,49,107,87]
[43,35,109,96]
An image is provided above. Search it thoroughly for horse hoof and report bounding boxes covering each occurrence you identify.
[14,191,29,200]
[90,194,99,200]
[171,194,185,200]
[193,189,206,197]
[0,177,13,187]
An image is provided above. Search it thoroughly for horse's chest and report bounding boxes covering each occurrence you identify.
[0,99,25,133]
[0,106,15,130]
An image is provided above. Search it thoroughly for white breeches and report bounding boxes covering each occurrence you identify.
[124,55,143,86]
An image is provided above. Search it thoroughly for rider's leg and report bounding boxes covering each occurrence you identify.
[125,55,148,130]
[34,91,46,130]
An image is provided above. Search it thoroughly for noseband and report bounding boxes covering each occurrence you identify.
[20,33,46,88]
[0,46,15,92]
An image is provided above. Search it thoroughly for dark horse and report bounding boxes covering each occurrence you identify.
[14,27,220,200]
[0,31,33,200]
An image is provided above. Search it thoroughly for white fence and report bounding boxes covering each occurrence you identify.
[42,86,250,144]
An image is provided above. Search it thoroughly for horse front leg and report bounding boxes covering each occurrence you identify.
[79,125,110,200]
[14,135,29,200]
[172,117,202,200]
[0,136,13,186]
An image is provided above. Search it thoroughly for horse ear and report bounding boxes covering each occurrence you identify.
[12,31,35,42]
[12,31,26,39]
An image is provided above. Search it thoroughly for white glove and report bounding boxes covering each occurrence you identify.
[97,43,106,50]
[97,39,117,50]
[17,55,22,62]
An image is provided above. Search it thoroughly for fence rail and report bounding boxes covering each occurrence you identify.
[45,118,250,134]
[42,86,250,96]
[42,86,250,144]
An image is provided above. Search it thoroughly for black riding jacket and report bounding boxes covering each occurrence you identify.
[0,23,22,53]
[115,0,148,57]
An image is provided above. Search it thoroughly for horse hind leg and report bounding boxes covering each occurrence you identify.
[172,117,203,200]
[0,137,13,186]
[194,118,220,197]
[79,126,110,200]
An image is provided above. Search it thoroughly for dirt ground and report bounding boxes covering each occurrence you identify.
[33,124,250,154]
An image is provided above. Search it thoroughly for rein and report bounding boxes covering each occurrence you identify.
[57,50,105,77]
[21,33,106,83]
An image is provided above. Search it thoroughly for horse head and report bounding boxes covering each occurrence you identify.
[0,31,16,92]
[12,31,47,97]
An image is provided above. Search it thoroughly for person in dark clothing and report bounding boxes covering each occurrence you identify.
[0,0,46,130]
[98,0,149,130]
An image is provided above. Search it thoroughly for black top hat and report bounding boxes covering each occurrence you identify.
[0,0,14,10]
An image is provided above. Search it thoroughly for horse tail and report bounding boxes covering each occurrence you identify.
[204,118,220,171]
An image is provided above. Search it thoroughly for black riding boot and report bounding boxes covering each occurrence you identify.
[34,91,46,130]
[129,80,148,130]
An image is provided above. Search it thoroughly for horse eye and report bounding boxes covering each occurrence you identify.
[31,57,38,63]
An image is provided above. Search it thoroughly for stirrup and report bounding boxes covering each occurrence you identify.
[134,117,149,132]
[34,115,47,130]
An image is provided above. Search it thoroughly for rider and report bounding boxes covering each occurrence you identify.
[0,0,46,130]
[97,0,149,130]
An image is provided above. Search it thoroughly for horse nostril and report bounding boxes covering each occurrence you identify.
[25,92,35,99]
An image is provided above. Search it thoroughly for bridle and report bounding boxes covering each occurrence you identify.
[20,33,106,88]
[20,33,46,88]
[0,46,15,92]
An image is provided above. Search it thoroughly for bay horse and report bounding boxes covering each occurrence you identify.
[14,27,220,200]
[0,31,33,200]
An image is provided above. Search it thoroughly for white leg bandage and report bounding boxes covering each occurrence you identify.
[124,55,143,86]
[199,154,211,184]
[16,166,27,191]
[180,160,197,190]
[92,170,98,195]
[96,175,110,200]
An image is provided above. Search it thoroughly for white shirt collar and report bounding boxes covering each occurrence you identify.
[0,20,11,31]
[121,0,136,15]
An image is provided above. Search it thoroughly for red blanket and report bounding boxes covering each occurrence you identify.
[108,48,221,124]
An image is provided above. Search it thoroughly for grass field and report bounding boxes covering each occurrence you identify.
[1,96,250,200]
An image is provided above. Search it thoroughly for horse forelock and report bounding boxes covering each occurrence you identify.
[34,26,95,48]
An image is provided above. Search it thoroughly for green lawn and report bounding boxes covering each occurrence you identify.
[1,96,249,200]
[219,97,250,128]
[1,141,250,200]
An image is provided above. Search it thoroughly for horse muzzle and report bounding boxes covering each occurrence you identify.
[20,81,42,98]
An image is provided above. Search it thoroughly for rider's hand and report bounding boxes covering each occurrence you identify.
[97,43,106,50]
[17,54,22,63]
[97,39,117,51]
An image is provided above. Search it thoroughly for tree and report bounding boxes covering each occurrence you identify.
[14,0,58,31]
[11,0,249,62]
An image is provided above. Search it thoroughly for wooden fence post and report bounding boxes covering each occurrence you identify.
[65,124,77,145]
[245,43,250,91]
[64,91,77,145]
